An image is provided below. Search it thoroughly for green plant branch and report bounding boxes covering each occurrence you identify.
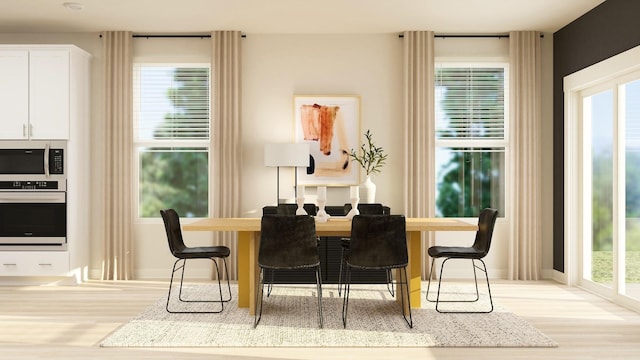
[350,129,388,176]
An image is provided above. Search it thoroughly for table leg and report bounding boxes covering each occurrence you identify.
[236,231,250,309]
[237,230,259,315]
[396,230,422,313]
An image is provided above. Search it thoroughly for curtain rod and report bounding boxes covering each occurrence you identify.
[398,33,544,39]
[132,34,247,38]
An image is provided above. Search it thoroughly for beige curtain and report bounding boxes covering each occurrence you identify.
[211,31,243,280]
[402,31,436,279]
[101,31,134,280]
[508,31,542,280]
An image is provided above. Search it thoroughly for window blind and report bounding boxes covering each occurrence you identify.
[626,79,640,152]
[435,67,505,140]
[133,65,210,141]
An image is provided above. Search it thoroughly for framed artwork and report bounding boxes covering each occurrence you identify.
[294,95,360,186]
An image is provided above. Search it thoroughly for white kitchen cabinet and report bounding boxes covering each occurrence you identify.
[0,44,90,283]
[0,50,29,139]
[0,251,70,277]
[29,49,71,140]
[0,46,84,140]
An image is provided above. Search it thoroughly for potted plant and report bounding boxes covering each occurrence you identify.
[350,129,388,202]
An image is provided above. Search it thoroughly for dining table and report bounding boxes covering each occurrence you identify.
[183,216,477,315]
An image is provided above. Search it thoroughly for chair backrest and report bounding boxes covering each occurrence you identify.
[471,208,499,257]
[160,209,187,256]
[348,215,407,269]
[259,215,319,269]
[343,203,386,215]
[277,203,318,216]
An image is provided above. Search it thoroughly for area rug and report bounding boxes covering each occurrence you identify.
[100,284,557,348]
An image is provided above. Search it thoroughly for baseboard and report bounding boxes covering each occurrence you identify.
[551,269,568,284]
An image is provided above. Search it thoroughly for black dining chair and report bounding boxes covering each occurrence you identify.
[262,203,319,297]
[425,208,498,313]
[338,203,392,297]
[342,214,413,328]
[160,209,232,314]
[254,214,323,328]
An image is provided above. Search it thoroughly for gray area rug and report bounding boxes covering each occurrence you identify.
[100,284,557,348]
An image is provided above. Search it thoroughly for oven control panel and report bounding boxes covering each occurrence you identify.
[0,181,59,190]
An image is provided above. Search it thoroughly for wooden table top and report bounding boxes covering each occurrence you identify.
[183,216,477,232]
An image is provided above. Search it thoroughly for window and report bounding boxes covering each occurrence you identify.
[133,64,210,218]
[434,64,508,217]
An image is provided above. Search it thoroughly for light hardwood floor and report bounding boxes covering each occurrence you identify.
[1,279,639,360]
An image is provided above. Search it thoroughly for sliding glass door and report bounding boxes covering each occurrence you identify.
[580,76,640,305]
[623,79,640,300]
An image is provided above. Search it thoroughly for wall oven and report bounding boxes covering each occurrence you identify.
[0,141,67,250]
[0,191,67,249]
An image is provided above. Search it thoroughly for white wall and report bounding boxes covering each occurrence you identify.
[0,32,555,280]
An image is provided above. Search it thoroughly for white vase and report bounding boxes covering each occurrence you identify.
[360,175,376,203]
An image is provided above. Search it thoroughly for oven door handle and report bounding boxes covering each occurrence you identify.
[0,192,65,203]
[44,143,50,177]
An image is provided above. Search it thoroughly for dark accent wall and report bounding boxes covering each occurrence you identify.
[553,0,640,272]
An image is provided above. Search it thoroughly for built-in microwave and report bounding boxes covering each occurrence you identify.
[0,140,66,191]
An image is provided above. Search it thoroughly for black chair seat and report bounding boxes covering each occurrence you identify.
[175,246,231,259]
[427,246,484,259]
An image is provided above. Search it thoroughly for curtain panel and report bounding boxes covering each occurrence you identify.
[211,31,243,280]
[402,31,436,279]
[101,31,134,280]
[508,31,543,280]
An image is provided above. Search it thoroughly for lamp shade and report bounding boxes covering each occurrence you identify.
[264,143,310,167]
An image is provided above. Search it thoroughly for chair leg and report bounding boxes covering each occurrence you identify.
[386,268,395,297]
[338,246,346,297]
[166,258,228,314]
[341,265,351,328]
[266,269,274,297]
[212,258,233,303]
[315,265,324,329]
[433,257,494,313]
[254,268,265,328]
[425,257,437,302]
[398,267,413,328]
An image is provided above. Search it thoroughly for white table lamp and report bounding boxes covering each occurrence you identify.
[264,143,310,204]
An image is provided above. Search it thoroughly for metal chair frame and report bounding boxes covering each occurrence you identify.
[166,256,232,314]
[425,257,493,313]
[161,208,232,314]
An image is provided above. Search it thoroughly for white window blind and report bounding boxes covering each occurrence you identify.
[626,79,640,153]
[133,64,210,142]
[435,66,506,140]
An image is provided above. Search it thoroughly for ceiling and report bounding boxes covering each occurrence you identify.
[0,0,606,35]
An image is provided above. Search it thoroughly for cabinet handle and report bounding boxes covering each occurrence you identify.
[30,124,33,138]
[38,263,53,267]
[23,124,27,138]
[2,263,17,266]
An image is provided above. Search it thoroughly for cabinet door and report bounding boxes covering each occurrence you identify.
[29,49,70,140]
[0,50,29,139]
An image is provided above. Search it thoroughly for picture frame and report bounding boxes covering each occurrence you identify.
[294,95,360,186]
